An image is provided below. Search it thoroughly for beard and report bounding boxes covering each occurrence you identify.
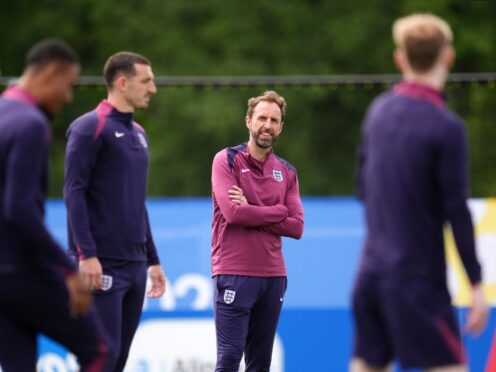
[251,129,278,149]
[127,94,151,110]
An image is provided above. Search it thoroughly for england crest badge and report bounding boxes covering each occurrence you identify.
[273,169,283,182]
[101,275,113,291]
[224,290,236,304]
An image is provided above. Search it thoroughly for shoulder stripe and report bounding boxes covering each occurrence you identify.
[227,143,247,172]
[94,101,113,140]
[2,86,37,107]
[133,121,145,133]
[274,154,296,172]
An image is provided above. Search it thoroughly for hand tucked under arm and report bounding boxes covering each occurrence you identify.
[228,185,248,205]
[259,173,304,239]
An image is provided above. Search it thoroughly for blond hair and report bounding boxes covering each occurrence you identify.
[246,90,286,123]
[393,13,453,73]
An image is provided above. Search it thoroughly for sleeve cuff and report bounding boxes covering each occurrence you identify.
[147,256,160,267]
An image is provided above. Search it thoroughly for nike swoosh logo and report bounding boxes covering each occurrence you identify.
[241,169,250,173]
[115,132,125,138]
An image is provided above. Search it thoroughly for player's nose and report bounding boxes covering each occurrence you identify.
[148,81,157,95]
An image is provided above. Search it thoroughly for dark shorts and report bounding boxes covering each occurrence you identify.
[352,271,465,369]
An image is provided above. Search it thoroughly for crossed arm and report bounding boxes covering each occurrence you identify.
[212,151,303,239]
[228,181,304,239]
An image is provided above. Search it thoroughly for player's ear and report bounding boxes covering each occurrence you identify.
[443,45,455,70]
[393,48,407,73]
[245,115,251,129]
[113,75,127,92]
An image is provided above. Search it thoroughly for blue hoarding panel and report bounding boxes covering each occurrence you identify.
[33,198,494,372]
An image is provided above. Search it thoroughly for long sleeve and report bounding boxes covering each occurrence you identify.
[212,151,288,226]
[260,173,304,239]
[64,127,101,259]
[438,121,481,284]
[145,207,160,266]
[356,109,372,201]
[356,138,366,201]
[3,122,75,272]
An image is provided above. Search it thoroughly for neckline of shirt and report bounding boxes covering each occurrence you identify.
[242,143,274,163]
[393,81,446,109]
[97,99,134,125]
[2,85,38,107]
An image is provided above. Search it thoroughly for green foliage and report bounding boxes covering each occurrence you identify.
[1,0,495,196]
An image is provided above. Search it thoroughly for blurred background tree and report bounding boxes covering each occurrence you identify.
[1,0,495,196]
